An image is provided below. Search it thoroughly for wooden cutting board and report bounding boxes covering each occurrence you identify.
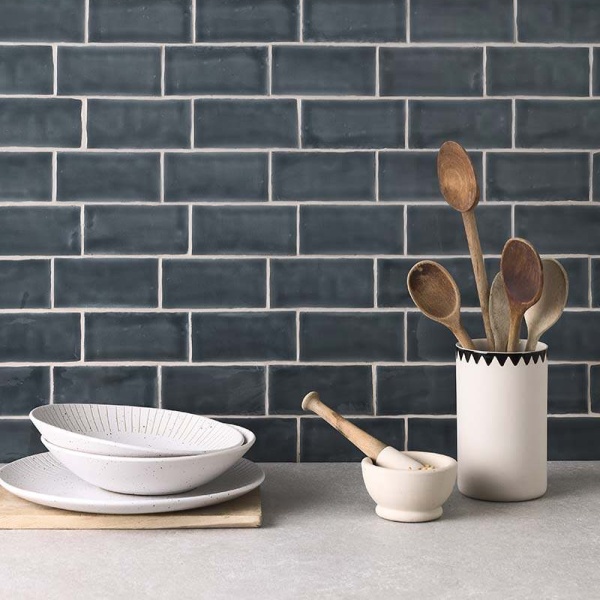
[0,487,261,529]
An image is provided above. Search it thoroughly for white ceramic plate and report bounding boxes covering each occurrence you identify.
[30,404,244,457]
[41,424,255,496]
[0,454,264,515]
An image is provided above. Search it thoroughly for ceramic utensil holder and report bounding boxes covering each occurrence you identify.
[456,339,548,502]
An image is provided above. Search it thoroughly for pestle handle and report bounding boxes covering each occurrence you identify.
[301,392,388,460]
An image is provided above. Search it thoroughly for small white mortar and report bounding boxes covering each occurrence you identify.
[361,451,457,523]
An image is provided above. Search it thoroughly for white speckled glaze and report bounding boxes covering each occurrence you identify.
[30,404,244,457]
[41,424,256,495]
[0,453,264,515]
[361,451,457,523]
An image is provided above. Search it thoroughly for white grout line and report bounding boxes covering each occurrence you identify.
[267,45,273,95]
[482,150,487,201]
[371,364,377,415]
[52,45,58,96]
[191,0,197,43]
[375,46,380,97]
[267,151,273,201]
[298,0,304,43]
[80,98,88,149]
[266,258,271,308]
[296,417,301,462]
[590,47,594,97]
[482,46,487,97]
[296,204,301,254]
[157,365,163,408]
[589,257,593,308]
[511,203,516,237]
[157,258,163,308]
[373,258,378,308]
[161,46,166,96]
[588,364,593,414]
[189,99,195,148]
[403,204,408,255]
[265,365,270,414]
[80,206,85,255]
[80,313,85,361]
[295,311,300,361]
[403,310,408,362]
[403,417,408,451]
[297,99,302,147]
[51,151,57,202]
[187,312,192,362]
[405,0,410,43]
[187,204,193,255]
[50,258,55,309]
[84,0,90,43]
[159,152,165,202]
[49,366,54,404]
[513,0,518,43]
[511,98,516,148]
[590,152,594,202]
[374,151,379,201]
[404,99,409,148]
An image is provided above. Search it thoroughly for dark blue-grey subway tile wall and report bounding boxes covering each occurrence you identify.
[0,0,599,462]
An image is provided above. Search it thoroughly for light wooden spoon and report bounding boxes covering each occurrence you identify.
[301,392,427,470]
[407,260,474,350]
[489,272,510,352]
[501,238,544,352]
[438,141,494,351]
[524,258,568,351]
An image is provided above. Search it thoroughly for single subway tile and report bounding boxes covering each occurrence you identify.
[549,365,588,414]
[272,46,376,96]
[192,312,296,361]
[193,206,296,255]
[302,100,404,149]
[300,205,403,255]
[0,207,80,256]
[54,258,158,307]
[515,205,600,255]
[272,152,375,202]
[519,0,600,43]
[222,417,297,461]
[378,366,456,415]
[88,100,190,149]
[487,152,589,202]
[58,46,161,96]
[269,365,373,415]
[535,312,600,362]
[0,46,53,94]
[407,418,457,458]
[270,258,374,308]
[0,368,49,416]
[411,0,513,42]
[557,258,588,308]
[194,99,297,148]
[516,100,600,149]
[165,46,267,95]
[410,99,511,149]
[196,0,298,42]
[162,259,266,308]
[0,99,81,147]
[300,312,404,361]
[304,0,405,42]
[378,151,482,201]
[165,153,268,202]
[86,313,188,361]
[380,48,483,97]
[162,366,265,415]
[89,0,192,42]
[407,205,511,254]
[0,314,80,362]
[57,153,161,202]
[0,0,85,42]
[0,260,50,308]
[301,417,404,461]
[85,205,188,255]
[54,366,158,407]
[487,47,589,97]
[0,153,52,202]
[548,418,600,460]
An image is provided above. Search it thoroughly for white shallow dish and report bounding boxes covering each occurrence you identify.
[0,453,264,515]
[30,404,244,457]
[41,424,256,496]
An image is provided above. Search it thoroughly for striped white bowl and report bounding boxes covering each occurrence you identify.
[30,404,244,458]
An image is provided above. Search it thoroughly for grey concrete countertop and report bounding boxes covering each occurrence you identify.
[0,462,599,599]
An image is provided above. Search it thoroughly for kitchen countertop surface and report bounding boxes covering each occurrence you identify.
[0,462,598,599]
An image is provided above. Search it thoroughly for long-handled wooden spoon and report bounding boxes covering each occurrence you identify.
[438,141,494,350]
[489,272,510,352]
[407,260,474,350]
[301,392,427,470]
[524,258,568,351]
[500,238,544,352]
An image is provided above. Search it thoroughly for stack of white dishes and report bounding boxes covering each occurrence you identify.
[0,404,264,515]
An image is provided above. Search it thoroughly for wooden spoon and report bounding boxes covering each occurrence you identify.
[407,260,474,350]
[301,392,427,470]
[500,238,544,352]
[489,272,510,352]
[438,141,494,351]
[524,259,568,351]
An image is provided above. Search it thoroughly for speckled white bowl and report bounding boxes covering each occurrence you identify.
[41,425,255,496]
[361,451,457,523]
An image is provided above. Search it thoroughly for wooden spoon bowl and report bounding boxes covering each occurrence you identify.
[437,141,480,213]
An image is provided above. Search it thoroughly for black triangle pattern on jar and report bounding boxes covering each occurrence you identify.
[456,348,547,366]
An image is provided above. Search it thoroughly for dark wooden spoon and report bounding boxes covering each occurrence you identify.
[438,141,494,350]
[500,238,544,352]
